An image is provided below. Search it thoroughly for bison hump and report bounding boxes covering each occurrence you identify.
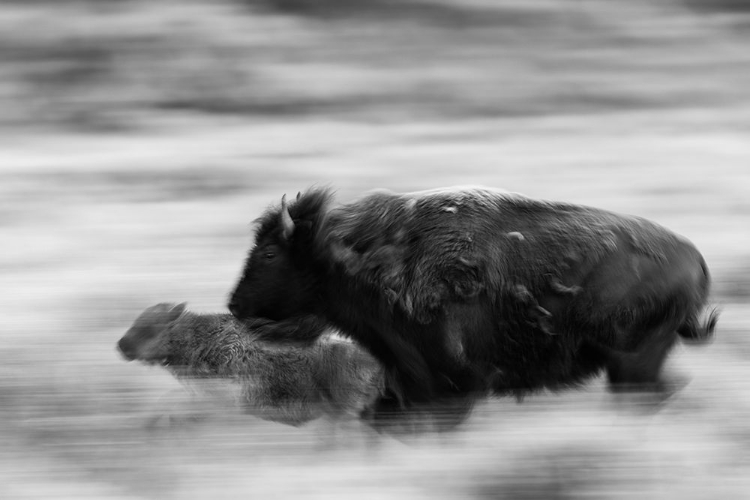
[326,191,497,322]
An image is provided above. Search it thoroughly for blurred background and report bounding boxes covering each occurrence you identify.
[2,0,750,498]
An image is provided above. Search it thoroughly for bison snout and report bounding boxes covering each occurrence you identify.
[228,298,245,319]
[117,337,136,361]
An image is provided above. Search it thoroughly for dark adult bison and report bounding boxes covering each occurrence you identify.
[229,186,718,427]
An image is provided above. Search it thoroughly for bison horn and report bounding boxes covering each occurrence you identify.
[167,302,187,323]
[280,194,295,240]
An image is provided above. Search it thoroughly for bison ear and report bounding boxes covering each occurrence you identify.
[280,194,295,241]
[167,302,187,322]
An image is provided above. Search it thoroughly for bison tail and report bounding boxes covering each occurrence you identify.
[677,306,720,344]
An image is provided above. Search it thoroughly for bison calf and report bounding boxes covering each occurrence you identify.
[117,302,384,428]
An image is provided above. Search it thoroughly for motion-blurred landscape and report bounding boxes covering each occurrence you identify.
[2,0,750,498]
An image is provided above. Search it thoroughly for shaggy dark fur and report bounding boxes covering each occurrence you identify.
[229,186,718,426]
[118,303,384,426]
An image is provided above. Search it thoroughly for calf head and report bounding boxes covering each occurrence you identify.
[117,302,186,363]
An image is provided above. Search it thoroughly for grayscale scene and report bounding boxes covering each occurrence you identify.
[2,0,749,498]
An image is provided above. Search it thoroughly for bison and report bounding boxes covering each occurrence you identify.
[228,186,718,427]
[118,302,384,428]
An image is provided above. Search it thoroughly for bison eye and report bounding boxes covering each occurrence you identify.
[263,251,276,260]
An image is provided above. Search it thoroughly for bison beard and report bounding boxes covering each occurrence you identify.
[229,187,718,431]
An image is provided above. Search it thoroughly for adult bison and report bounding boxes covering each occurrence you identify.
[229,186,718,427]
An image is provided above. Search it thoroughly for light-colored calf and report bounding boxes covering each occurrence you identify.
[118,303,384,429]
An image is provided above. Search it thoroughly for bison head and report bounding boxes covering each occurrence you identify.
[117,302,186,363]
[228,191,330,323]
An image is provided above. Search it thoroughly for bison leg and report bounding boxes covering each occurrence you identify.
[604,327,680,399]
